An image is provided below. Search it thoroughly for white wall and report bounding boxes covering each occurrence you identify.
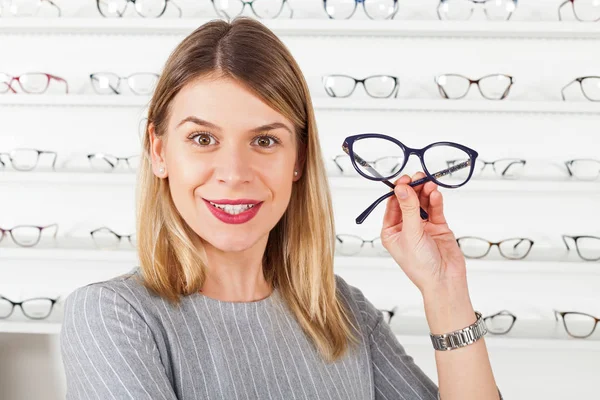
[1,0,599,399]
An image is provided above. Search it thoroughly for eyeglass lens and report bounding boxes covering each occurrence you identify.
[484,311,515,334]
[0,149,42,171]
[568,159,600,180]
[98,0,167,17]
[560,312,598,338]
[569,0,600,21]
[91,227,136,249]
[323,75,397,98]
[352,136,473,186]
[2,226,45,247]
[437,74,512,100]
[213,0,286,18]
[0,298,55,319]
[335,234,388,256]
[457,237,533,259]
[574,237,600,261]
[88,154,140,172]
[325,0,397,19]
[438,0,516,20]
[91,73,158,95]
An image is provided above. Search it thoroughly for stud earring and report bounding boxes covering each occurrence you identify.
[159,167,165,174]
[294,170,298,176]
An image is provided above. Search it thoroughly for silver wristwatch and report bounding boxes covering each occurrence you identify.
[430,311,487,351]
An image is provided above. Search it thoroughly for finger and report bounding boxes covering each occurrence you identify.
[419,180,438,212]
[428,189,447,225]
[409,172,427,198]
[393,182,424,239]
[383,175,411,230]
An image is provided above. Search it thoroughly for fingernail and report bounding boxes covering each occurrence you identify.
[396,186,408,199]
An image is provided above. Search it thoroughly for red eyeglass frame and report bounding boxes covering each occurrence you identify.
[0,72,69,94]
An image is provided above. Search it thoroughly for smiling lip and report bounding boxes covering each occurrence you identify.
[204,198,262,205]
[203,199,263,224]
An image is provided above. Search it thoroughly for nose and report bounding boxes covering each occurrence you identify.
[214,142,254,187]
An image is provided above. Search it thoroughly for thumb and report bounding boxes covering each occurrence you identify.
[394,183,424,239]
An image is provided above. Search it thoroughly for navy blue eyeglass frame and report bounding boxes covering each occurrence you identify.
[342,133,478,224]
[323,0,399,20]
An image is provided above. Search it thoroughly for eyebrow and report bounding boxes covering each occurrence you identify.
[177,116,293,135]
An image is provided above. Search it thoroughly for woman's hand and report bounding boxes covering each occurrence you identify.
[380,172,467,295]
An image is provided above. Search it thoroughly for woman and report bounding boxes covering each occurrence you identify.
[60,17,502,400]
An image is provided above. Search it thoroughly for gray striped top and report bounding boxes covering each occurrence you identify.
[60,268,440,400]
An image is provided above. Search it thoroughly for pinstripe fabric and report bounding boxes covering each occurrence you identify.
[60,268,439,399]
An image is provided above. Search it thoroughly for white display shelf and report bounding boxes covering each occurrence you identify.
[0,320,61,335]
[335,256,600,275]
[2,171,598,194]
[0,246,138,262]
[0,19,599,39]
[1,95,599,114]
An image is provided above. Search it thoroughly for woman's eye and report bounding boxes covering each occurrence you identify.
[191,133,215,146]
[253,135,279,148]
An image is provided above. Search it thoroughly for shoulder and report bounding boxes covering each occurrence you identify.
[334,274,382,336]
[61,267,161,334]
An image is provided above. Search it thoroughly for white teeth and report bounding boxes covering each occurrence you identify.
[209,202,256,215]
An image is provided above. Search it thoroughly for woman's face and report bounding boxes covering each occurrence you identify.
[150,76,303,254]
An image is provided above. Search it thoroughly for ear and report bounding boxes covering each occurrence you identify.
[149,123,168,178]
[293,143,307,181]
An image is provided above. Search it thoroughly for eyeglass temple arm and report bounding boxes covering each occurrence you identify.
[41,150,58,170]
[353,156,472,224]
[49,74,68,94]
[561,235,571,250]
[560,79,576,100]
[169,0,183,17]
[557,0,570,21]
[44,0,62,16]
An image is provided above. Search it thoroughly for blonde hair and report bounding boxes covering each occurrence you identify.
[136,17,358,361]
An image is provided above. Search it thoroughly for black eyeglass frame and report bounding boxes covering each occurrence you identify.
[211,0,293,19]
[483,310,517,335]
[558,0,600,22]
[342,133,478,224]
[323,0,399,20]
[0,148,57,171]
[434,73,514,100]
[0,295,60,320]
[554,310,600,338]
[95,0,182,18]
[456,236,535,260]
[562,235,600,261]
[323,74,400,99]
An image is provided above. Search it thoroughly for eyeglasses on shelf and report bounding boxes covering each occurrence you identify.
[90,72,160,95]
[212,0,293,19]
[564,159,600,181]
[484,310,517,334]
[335,234,389,256]
[447,158,526,179]
[561,76,600,102]
[558,0,600,22]
[562,235,600,261]
[0,148,57,171]
[0,0,61,16]
[0,72,68,94]
[554,310,600,338]
[456,236,534,260]
[91,227,137,249]
[96,0,182,18]
[323,0,399,20]
[342,133,478,224]
[0,224,58,247]
[0,296,60,320]
[87,153,140,172]
[434,74,513,100]
[437,0,517,21]
[323,75,400,99]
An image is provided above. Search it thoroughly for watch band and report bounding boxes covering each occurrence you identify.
[430,311,487,351]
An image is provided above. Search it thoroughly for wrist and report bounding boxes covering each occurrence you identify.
[422,277,476,334]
